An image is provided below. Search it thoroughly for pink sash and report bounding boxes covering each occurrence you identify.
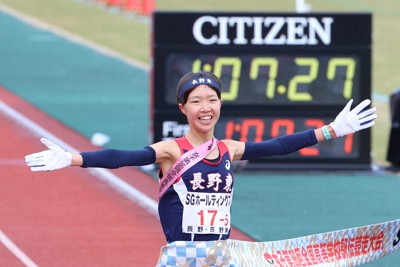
[159,138,218,199]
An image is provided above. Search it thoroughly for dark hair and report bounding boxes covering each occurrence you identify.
[176,71,222,105]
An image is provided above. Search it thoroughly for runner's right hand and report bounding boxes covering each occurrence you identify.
[25,138,72,171]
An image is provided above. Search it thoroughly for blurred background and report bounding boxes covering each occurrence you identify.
[1,0,399,266]
[0,0,398,166]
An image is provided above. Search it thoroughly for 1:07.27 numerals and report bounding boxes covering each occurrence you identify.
[192,56,356,102]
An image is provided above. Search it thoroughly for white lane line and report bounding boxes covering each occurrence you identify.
[0,100,159,217]
[0,230,39,267]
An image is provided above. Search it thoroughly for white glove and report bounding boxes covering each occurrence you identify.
[25,138,72,172]
[330,99,377,137]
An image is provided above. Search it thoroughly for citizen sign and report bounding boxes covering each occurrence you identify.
[193,16,334,46]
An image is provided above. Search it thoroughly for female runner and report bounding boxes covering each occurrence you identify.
[25,71,377,265]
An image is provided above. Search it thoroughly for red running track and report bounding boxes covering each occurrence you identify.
[0,87,253,267]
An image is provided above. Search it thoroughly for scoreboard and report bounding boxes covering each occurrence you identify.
[151,12,372,170]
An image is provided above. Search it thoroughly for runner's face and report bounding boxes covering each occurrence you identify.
[179,85,221,134]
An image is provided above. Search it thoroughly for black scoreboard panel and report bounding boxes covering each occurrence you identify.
[151,12,372,170]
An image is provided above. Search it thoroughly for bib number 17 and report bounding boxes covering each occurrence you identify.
[198,209,229,227]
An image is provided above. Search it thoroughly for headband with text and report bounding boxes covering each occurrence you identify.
[178,74,221,103]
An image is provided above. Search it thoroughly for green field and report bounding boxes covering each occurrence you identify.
[1,0,399,166]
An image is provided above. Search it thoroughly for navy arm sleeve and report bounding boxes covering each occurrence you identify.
[80,146,156,169]
[241,130,318,160]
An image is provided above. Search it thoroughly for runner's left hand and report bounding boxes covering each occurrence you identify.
[330,99,377,137]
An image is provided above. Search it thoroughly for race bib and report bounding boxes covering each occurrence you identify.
[182,192,232,235]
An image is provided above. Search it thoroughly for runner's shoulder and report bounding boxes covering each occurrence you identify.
[150,139,180,162]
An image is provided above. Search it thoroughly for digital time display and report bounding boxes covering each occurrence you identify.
[165,54,360,105]
[154,114,363,169]
[151,12,372,169]
[215,116,358,159]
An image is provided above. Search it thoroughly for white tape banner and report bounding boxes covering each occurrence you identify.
[157,219,400,266]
